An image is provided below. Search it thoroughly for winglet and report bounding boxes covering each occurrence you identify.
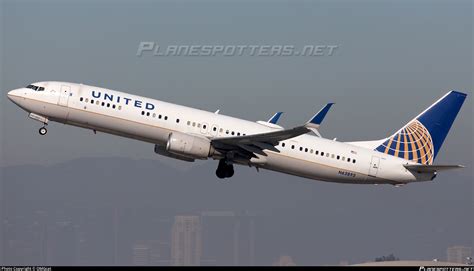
[305,103,334,128]
[267,112,284,124]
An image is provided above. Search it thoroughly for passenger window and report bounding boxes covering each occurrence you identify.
[101,102,105,106]
[107,103,110,108]
[220,128,223,133]
[291,145,295,149]
[315,151,319,155]
[347,158,351,162]
[226,130,229,134]
[85,98,89,103]
[192,122,195,126]
[159,115,162,119]
[118,105,122,110]
[213,127,217,131]
[141,111,145,115]
[91,100,94,104]
[176,119,180,123]
[299,147,303,151]
[331,154,335,158]
[112,104,116,109]
[321,152,324,156]
[237,132,240,136]
[337,155,340,160]
[96,101,100,105]
[326,153,330,157]
[353,159,356,164]
[197,123,200,128]
[164,116,168,120]
[282,143,285,147]
[203,124,206,129]
[80,97,83,102]
[187,121,191,125]
[305,148,308,152]
[231,131,235,135]
[153,113,156,118]
[146,112,150,116]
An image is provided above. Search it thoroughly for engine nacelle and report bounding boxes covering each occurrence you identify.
[154,144,195,162]
[166,132,213,160]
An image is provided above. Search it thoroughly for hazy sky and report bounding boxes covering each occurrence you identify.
[0,0,472,265]
[1,0,471,167]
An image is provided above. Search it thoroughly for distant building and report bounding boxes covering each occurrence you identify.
[132,240,171,266]
[273,255,296,266]
[200,211,255,266]
[132,241,150,266]
[171,216,201,266]
[447,246,472,264]
[353,260,468,266]
[149,240,171,266]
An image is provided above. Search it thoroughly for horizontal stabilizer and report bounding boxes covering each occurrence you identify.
[404,164,464,173]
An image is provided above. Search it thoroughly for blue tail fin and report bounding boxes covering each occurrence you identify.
[375,91,467,164]
[267,112,284,124]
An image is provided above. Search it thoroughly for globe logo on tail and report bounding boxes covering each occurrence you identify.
[375,120,434,165]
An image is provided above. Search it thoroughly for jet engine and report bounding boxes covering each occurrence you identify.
[154,144,195,162]
[166,132,214,160]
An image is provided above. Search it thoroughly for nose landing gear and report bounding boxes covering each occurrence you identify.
[216,159,234,179]
[39,126,47,135]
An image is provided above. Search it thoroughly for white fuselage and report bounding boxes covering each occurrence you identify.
[7,81,435,185]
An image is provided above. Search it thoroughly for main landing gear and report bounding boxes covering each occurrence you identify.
[216,159,234,179]
[39,125,47,135]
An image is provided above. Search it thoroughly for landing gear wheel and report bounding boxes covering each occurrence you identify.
[225,166,234,178]
[216,168,227,179]
[216,159,235,179]
[39,127,47,135]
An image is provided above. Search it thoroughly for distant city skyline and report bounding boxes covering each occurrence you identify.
[447,246,472,264]
[0,156,472,265]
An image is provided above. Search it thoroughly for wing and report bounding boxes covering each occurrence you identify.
[404,164,465,173]
[211,125,310,159]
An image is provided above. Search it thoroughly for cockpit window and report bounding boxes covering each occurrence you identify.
[26,85,44,91]
[26,84,38,90]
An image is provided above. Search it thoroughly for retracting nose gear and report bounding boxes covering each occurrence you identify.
[39,126,47,135]
[28,113,49,136]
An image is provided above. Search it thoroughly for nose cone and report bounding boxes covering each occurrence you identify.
[7,88,25,106]
[7,90,13,100]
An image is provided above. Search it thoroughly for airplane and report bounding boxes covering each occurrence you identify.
[7,82,467,186]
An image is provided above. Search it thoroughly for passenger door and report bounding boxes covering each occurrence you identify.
[368,156,380,177]
[58,85,71,106]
